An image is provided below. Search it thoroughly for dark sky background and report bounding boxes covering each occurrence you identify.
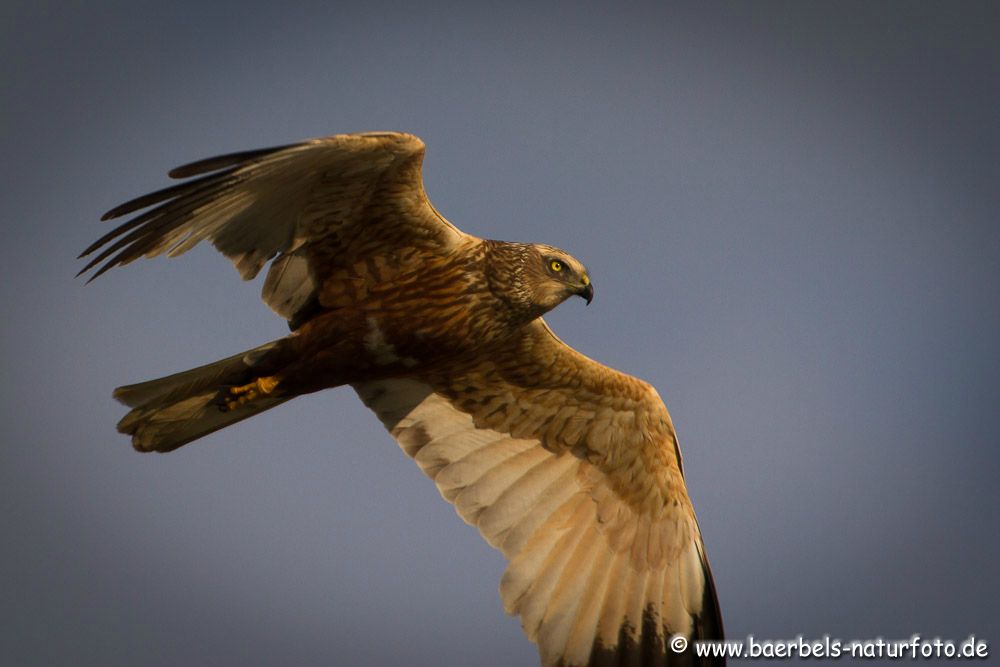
[2,2,998,665]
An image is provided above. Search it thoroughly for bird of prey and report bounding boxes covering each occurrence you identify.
[80,132,724,666]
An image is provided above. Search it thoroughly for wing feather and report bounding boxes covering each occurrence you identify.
[79,179,237,278]
[563,538,617,665]
[81,132,467,322]
[167,143,298,179]
[594,548,632,652]
[501,494,585,618]
[498,465,581,557]
[353,320,724,666]
[537,520,604,663]
[518,497,595,643]
[477,453,578,551]
[454,444,550,524]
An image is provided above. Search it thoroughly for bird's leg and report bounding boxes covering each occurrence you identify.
[223,375,280,411]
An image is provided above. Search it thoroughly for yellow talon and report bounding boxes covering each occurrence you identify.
[230,376,280,396]
[256,376,280,394]
[223,376,280,411]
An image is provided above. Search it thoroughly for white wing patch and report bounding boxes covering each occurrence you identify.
[362,317,418,367]
[261,250,316,320]
[363,317,401,365]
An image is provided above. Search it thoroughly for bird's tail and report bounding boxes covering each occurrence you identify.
[114,339,293,453]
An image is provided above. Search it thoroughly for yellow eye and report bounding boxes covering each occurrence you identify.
[549,259,564,272]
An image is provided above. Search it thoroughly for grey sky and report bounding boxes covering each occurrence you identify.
[2,2,998,665]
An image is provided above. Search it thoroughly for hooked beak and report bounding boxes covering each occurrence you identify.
[577,279,594,306]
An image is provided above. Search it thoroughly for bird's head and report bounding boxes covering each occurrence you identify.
[521,243,594,312]
[485,240,594,319]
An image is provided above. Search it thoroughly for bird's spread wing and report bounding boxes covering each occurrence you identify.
[79,132,466,321]
[354,320,723,666]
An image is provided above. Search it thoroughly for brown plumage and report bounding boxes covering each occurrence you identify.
[80,132,724,666]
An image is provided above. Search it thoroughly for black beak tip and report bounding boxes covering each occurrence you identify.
[581,283,594,306]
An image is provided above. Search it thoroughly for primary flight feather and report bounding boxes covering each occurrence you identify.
[80,132,724,666]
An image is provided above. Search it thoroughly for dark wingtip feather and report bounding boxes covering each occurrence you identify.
[689,549,726,666]
[584,578,725,667]
[80,137,346,280]
[99,167,239,221]
[99,143,293,221]
[85,260,118,282]
[81,163,247,279]
[80,213,152,259]
[167,143,297,179]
